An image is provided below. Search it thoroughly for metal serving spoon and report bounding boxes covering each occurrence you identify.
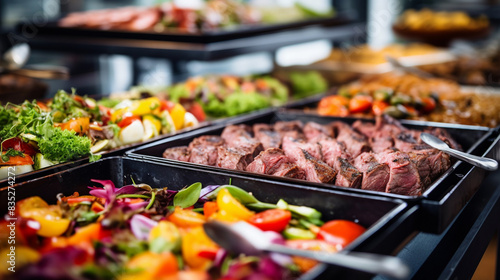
[421,132,498,171]
[204,221,410,279]
[1,43,30,70]
[1,43,69,79]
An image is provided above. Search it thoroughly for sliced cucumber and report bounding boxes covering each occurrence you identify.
[90,139,110,154]
[33,153,57,170]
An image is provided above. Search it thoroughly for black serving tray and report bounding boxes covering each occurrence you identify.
[126,110,500,233]
[35,14,353,44]
[0,157,414,280]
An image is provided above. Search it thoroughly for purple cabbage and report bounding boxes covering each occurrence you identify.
[198,185,220,201]
[129,214,158,240]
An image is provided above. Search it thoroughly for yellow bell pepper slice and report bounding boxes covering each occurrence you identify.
[216,188,254,222]
[169,103,186,131]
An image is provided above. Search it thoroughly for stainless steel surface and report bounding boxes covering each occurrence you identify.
[203,220,410,279]
[421,132,498,171]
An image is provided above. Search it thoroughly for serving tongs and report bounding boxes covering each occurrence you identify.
[204,221,410,279]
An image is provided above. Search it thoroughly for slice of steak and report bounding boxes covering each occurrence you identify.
[221,125,253,145]
[369,131,395,153]
[253,123,281,150]
[352,120,377,138]
[407,152,432,188]
[374,150,422,196]
[353,152,390,192]
[216,146,253,171]
[317,137,361,188]
[304,122,334,142]
[332,121,371,158]
[424,127,462,151]
[334,158,362,188]
[274,121,305,141]
[222,124,264,158]
[188,135,224,166]
[282,137,337,183]
[162,146,190,162]
[245,148,289,175]
[319,137,351,162]
[271,162,306,179]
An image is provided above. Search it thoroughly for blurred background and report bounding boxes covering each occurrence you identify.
[0,0,498,98]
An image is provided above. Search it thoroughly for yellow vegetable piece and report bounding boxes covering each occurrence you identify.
[129,97,161,116]
[181,226,219,270]
[143,115,162,132]
[28,207,71,237]
[216,188,254,222]
[16,197,70,237]
[148,221,181,248]
[111,108,129,123]
[170,103,186,131]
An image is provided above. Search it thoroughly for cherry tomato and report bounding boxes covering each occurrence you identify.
[188,103,206,122]
[1,138,37,157]
[317,95,349,116]
[248,209,292,232]
[36,101,49,111]
[117,113,142,128]
[420,97,436,114]
[317,220,366,248]
[160,99,176,112]
[372,100,390,115]
[59,117,90,135]
[203,201,218,219]
[0,152,34,166]
[349,95,373,113]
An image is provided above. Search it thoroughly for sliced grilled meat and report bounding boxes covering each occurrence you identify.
[353,152,390,192]
[188,135,224,166]
[304,122,334,142]
[332,121,371,157]
[318,137,361,188]
[253,124,281,150]
[282,137,337,183]
[246,148,290,175]
[374,150,422,196]
[274,121,305,141]
[216,146,254,171]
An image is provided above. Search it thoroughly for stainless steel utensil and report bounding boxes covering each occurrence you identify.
[204,221,410,279]
[421,132,498,171]
[1,43,30,70]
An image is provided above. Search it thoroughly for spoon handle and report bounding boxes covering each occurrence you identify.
[266,244,409,279]
[443,148,498,171]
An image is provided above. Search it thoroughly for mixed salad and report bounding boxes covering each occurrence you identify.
[0,90,202,179]
[0,181,366,279]
[164,73,327,118]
